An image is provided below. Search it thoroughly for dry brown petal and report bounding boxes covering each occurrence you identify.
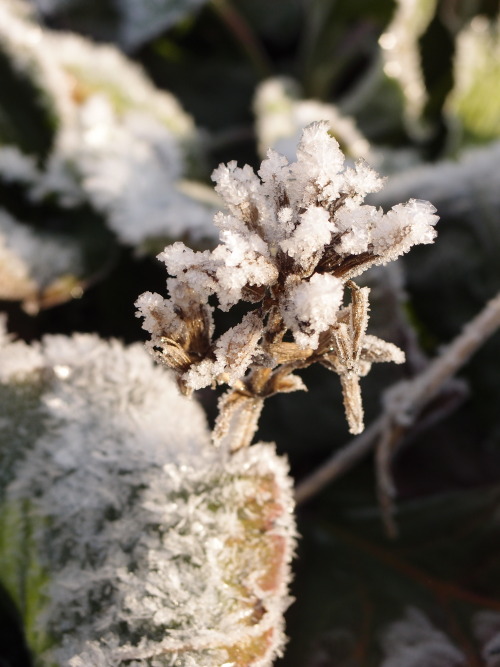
[349,282,370,360]
[266,340,313,365]
[361,334,405,365]
[340,371,364,435]
[213,390,264,451]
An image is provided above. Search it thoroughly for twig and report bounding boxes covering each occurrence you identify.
[210,0,272,78]
[295,414,388,505]
[295,290,500,506]
[375,423,405,538]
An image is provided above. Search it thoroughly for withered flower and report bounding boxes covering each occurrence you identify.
[136,122,438,446]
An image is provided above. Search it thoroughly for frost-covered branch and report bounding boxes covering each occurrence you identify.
[137,121,438,444]
[295,289,500,507]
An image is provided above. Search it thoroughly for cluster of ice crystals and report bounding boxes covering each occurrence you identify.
[284,274,344,349]
[137,122,437,434]
[0,332,295,666]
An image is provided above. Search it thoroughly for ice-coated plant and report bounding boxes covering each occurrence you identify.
[253,76,372,162]
[30,0,210,51]
[136,121,438,440]
[378,0,437,136]
[446,14,500,143]
[0,325,296,666]
[0,207,82,311]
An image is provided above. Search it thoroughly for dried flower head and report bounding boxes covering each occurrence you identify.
[136,122,438,442]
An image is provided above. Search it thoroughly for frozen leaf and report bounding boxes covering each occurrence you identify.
[0,0,218,250]
[0,208,83,313]
[254,76,372,162]
[446,15,500,145]
[379,0,437,136]
[286,484,500,666]
[381,608,466,667]
[0,330,296,666]
[474,611,500,666]
[30,0,209,51]
[138,122,435,434]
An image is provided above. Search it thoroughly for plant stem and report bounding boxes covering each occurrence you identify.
[295,290,500,505]
[211,0,272,78]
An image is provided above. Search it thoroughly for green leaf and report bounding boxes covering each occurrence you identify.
[447,15,500,145]
[0,48,56,159]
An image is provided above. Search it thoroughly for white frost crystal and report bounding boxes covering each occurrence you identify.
[0,331,296,666]
[137,122,438,434]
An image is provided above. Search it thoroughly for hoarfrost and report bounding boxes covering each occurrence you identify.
[137,122,436,433]
[0,0,217,247]
[0,208,81,306]
[254,76,372,162]
[0,333,296,665]
[379,0,437,135]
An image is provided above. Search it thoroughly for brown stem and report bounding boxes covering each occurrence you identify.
[211,0,272,78]
[295,290,500,505]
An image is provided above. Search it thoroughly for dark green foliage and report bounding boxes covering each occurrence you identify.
[2,0,500,664]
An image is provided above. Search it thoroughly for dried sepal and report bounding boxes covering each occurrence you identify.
[339,371,364,435]
[214,311,263,386]
[348,282,370,359]
[266,340,313,365]
[271,372,308,395]
[322,285,405,434]
[213,390,264,451]
[362,335,406,365]
[137,121,435,438]
[136,286,214,393]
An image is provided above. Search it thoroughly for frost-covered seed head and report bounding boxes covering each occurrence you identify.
[136,121,438,435]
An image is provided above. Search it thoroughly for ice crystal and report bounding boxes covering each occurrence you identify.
[137,122,438,436]
[0,332,296,666]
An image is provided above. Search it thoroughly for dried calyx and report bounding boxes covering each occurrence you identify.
[136,122,438,445]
